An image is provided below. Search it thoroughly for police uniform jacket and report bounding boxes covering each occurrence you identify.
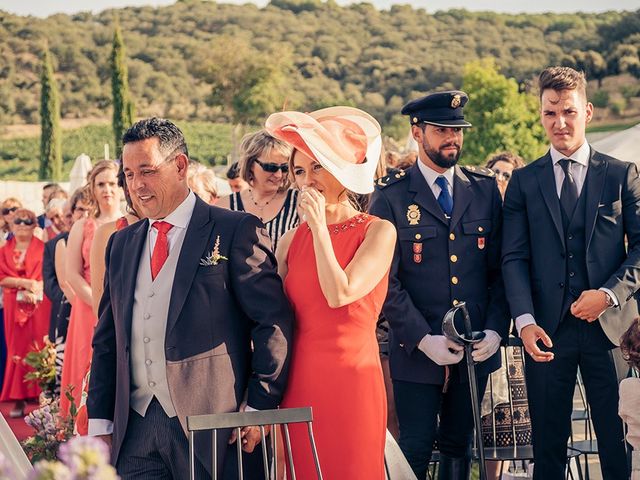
[369,162,509,384]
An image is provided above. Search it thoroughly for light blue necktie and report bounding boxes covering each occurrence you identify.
[435,176,453,217]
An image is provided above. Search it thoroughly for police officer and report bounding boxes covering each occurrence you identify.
[369,91,509,479]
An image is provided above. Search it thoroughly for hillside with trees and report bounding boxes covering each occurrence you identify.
[0,1,638,127]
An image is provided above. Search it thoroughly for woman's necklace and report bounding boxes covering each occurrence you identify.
[247,189,280,221]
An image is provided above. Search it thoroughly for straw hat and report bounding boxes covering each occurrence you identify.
[265,106,382,194]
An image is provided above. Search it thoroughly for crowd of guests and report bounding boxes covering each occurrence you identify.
[0,65,638,480]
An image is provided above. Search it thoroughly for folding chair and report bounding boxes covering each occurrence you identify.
[186,407,323,480]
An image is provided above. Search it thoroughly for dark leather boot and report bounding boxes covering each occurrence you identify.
[437,453,471,480]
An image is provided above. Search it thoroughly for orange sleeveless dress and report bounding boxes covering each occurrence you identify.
[74,216,130,434]
[281,213,388,479]
[60,218,97,418]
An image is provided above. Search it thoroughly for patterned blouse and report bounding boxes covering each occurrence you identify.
[229,189,299,251]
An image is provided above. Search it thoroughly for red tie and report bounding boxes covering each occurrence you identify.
[150,221,173,280]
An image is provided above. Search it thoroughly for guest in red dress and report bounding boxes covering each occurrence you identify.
[0,208,51,417]
[60,160,122,419]
[267,107,396,479]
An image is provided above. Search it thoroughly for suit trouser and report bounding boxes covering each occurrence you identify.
[393,367,488,480]
[525,315,628,480]
[117,398,266,480]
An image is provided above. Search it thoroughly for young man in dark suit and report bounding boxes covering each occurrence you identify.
[88,118,293,479]
[370,91,509,479]
[502,66,640,479]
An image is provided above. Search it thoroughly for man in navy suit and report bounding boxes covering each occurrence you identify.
[502,66,640,479]
[370,91,509,479]
[88,118,293,479]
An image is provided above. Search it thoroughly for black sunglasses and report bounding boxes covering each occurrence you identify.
[491,168,512,181]
[14,218,34,226]
[255,159,289,174]
[2,207,18,215]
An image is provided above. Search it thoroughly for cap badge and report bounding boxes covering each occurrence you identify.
[407,204,421,225]
[451,94,461,108]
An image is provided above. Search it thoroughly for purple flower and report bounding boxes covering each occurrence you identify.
[0,452,15,480]
[58,436,114,478]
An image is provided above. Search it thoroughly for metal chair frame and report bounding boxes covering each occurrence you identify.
[186,407,322,480]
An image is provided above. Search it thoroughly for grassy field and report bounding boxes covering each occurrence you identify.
[0,121,234,181]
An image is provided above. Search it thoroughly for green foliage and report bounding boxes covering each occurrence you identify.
[0,5,637,127]
[591,89,610,108]
[111,25,135,157]
[39,46,62,181]
[193,35,294,125]
[610,98,628,116]
[461,59,546,164]
[0,121,233,180]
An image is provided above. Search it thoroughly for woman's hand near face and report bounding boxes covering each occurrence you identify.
[299,187,326,232]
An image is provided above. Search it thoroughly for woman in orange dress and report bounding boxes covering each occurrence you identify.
[60,160,122,418]
[268,107,396,479]
[0,209,51,417]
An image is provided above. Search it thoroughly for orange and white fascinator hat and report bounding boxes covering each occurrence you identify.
[265,106,382,194]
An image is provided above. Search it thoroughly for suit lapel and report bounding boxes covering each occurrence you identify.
[536,153,565,249]
[123,219,149,346]
[449,166,472,230]
[584,148,606,252]
[166,198,214,335]
[408,163,449,226]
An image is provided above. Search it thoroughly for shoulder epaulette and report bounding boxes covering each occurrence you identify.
[461,165,495,177]
[375,169,408,188]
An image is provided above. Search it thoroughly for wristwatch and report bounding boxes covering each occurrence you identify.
[604,291,615,308]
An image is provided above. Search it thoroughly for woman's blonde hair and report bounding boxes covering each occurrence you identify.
[238,130,293,191]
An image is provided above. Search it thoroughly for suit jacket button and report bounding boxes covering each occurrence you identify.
[399,343,404,348]
[451,276,459,285]
[569,272,575,277]
[449,233,456,241]
[559,282,565,288]
[450,255,458,263]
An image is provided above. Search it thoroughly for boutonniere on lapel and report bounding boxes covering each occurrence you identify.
[199,235,228,266]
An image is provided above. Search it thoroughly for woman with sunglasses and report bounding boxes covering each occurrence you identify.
[481,151,527,479]
[0,208,51,418]
[485,151,525,200]
[60,160,122,420]
[218,130,299,250]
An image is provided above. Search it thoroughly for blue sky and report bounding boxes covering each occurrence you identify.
[3,0,638,17]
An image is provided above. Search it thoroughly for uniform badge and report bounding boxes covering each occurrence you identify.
[413,242,422,254]
[478,237,485,250]
[413,254,422,264]
[406,204,421,225]
[451,94,461,108]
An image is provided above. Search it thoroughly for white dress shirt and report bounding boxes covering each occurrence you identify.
[515,143,618,334]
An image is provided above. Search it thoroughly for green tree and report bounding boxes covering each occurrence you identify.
[111,25,135,157]
[39,46,62,181]
[461,59,546,164]
[193,35,294,159]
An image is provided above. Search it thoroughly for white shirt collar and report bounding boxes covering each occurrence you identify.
[148,191,196,230]
[550,141,590,168]
[417,159,455,189]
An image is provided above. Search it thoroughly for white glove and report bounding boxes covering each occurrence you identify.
[418,334,464,366]
[471,330,501,362]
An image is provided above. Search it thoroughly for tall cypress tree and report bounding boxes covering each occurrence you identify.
[39,46,62,181]
[111,25,135,157]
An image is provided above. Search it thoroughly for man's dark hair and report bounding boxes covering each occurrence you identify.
[122,117,189,158]
[43,182,60,190]
[538,66,587,100]
[226,161,241,180]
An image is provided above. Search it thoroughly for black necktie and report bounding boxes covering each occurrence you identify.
[559,159,578,218]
